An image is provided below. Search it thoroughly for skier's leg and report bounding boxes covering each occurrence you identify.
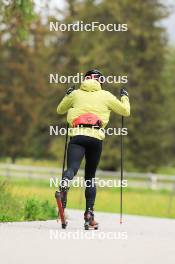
[60,137,85,208]
[84,138,102,228]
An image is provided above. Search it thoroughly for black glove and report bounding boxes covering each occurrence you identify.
[66,85,75,95]
[120,88,128,97]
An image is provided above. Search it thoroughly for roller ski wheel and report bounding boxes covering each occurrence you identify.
[62,222,68,229]
[55,191,68,229]
[84,210,99,230]
[84,222,98,230]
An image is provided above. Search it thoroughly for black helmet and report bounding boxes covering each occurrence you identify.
[84,69,104,84]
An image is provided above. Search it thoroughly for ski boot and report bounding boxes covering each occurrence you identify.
[84,209,98,230]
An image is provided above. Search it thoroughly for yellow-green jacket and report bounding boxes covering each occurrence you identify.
[57,79,130,140]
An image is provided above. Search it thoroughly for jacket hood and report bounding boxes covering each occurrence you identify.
[80,79,101,92]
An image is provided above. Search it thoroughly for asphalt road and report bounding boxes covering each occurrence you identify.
[0,209,175,264]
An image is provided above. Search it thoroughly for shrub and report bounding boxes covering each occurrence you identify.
[24,198,57,221]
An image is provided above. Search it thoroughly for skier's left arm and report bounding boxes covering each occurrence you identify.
[107,89,130,117]
[57,90,75,115]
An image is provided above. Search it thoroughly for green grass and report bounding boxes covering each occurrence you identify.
[0,176,174,221]
[0,177,57,222]
[0,157,60,167]
[157,166,175,175]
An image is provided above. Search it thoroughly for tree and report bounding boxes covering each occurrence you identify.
[161,47,175,166]
[0,0,172,171]
[52,0,168,171]
[4,0,35,42]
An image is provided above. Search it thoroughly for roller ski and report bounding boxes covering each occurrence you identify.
[84,209,99,230]
[55,190,68,229]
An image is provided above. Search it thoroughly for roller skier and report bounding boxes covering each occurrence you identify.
[56,70,130,229]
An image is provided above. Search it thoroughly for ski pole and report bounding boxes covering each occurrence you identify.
[120,115,124,224]
[55,123,69,229]
[62,122,69,176]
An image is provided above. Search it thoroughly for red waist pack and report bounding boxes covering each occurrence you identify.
[73,113,102,128]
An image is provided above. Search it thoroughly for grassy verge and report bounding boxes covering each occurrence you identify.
[0,177,57,222]
[0,176,175,222]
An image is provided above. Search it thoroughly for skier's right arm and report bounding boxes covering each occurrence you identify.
[107,91,130,117]
[57,91,75,115]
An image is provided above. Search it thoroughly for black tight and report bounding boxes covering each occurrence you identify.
[62,135,102,210]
